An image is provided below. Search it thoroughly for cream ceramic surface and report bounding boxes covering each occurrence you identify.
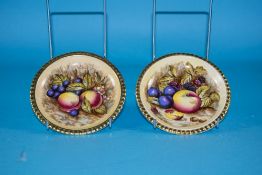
[31,52,125,134]
[136,53,230,134]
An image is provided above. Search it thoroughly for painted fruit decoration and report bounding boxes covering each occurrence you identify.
[146,62,220,125]
[58,92,80,112]
[80,90,103,109]
[173,90,201,113]
[44,68,113,118]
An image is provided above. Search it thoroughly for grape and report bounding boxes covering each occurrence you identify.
[75,90,82,96]
[174,85,181,91]
[163,86,176,96]
[62,80,70,87]
[147,87,160,97]
[74,78,82,83]
[158,96,172,108]
[193,79,201,86]
[166,95,173,102]
[58,85,65,93]
[46,89,55,97]
[53,92,60,99]
[169,81,178,87]
[198,76,206,83]
[69,109,79,117]
[151,107,159,114]
[51,85,59,91]
[169,81,181,91]
[183,83,196,92]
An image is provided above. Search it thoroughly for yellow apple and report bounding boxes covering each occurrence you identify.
[173,90,201,113]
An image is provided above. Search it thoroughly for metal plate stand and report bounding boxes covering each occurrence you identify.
[151,0,215,130]
[45,0,112,131]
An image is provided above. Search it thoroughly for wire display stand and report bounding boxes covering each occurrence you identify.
[44,0,112,131]
[151,0,215,129]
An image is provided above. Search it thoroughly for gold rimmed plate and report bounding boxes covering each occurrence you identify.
[30,52,126,135]
[136,53,230,134]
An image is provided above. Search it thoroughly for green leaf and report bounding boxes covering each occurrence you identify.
[201,97,212,108]
[94,105,107,114]
[81,97,92,113]
[73,69,78,77]
[210,92,220,102]
[185,62,195,75]
[83,73,95,89]
[196,85,210,98]
[158,75,173,91]
[159,75,174,84]
[180,73,192,84]
[194,66,207,76]
[147,96,159,105]
[94,72,101,82]
[59,74,68,81]
[169,65,177,77]
[66,83,85,91]
[52,74,68,86]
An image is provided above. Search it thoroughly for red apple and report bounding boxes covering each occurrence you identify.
[80,90,103,109]
[58,92,80,112]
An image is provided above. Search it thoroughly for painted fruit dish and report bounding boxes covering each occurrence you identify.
[136,53,230,134]
[30,52,125,134]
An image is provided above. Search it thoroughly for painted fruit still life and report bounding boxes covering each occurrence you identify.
[42,64,115,127]
[146,61,220,127]
[31,52,126,134]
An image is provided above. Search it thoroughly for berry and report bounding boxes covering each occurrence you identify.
[166,95,173,103]
[46,89,55,97]
[69,109,79,117]
[53,92,60,99]
[158,96,172,108]
[183,83,196,92]
[174,85,181,92]
[165,109,174,113]
[74,78,82,83]
[51,85,59,91]
[169,81,181,91]
[163,86,176,96]
[58,85,66,93]
[151,107,159,114]
[198,76,205,83]
[193,79,201,86]
[147,87,160,97]
[62,80,70,87]
[75,90,82,96]
[169,81,178,87]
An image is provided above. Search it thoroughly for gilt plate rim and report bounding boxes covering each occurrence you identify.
[136,53,230,135]
[30,51,126,135]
